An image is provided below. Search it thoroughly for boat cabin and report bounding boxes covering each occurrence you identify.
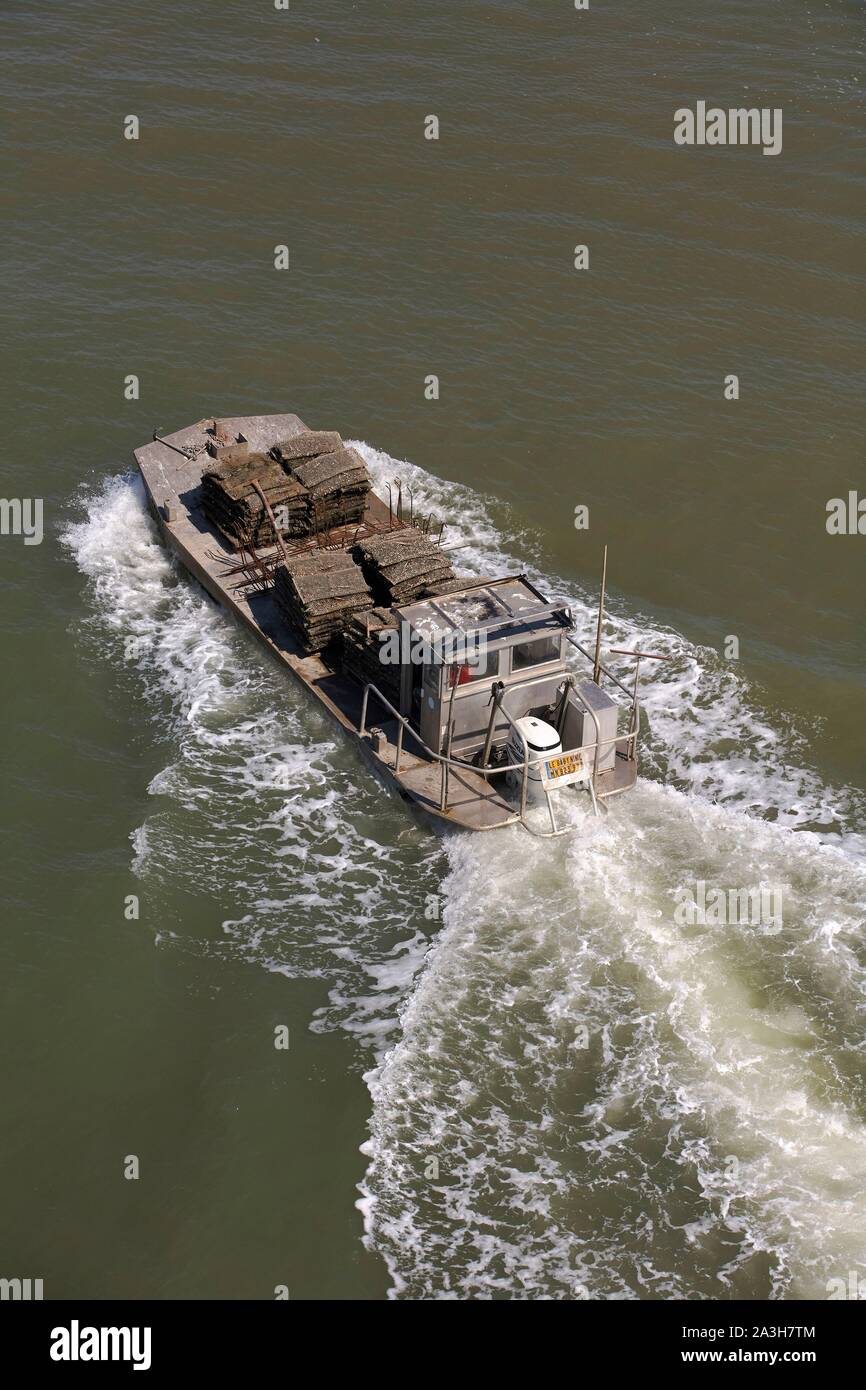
[393,576,616,765]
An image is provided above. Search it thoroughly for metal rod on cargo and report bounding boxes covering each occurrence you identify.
[251,481,287,562]
[385,483,394,529]
[480,681,505,769]
[396,481,403,521]
[407,484,414,527]
[593,545,607,685]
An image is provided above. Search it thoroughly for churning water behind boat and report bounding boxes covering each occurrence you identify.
[64,447,866,1300]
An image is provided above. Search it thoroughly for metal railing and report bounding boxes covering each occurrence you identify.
[568,637,676,765]
[358,676,638,835]
[566,633,640,761]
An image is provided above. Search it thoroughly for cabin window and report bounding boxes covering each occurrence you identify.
[446,648,499,685]
[510,635,561,671]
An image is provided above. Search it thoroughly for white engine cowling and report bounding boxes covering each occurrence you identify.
[506,716,562,796]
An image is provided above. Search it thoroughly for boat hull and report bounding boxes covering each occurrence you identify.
[134,414,542,832]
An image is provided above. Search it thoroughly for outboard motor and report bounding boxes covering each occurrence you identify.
[505,716,562,801]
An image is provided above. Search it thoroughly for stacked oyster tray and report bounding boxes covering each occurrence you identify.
[201,430,373,550]
[272,550,374,653]
[201,447,309,548]
[339,606,402,705]
[352,528,454,606]
[289,446,371,532]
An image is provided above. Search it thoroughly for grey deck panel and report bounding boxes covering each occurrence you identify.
[134,413,525,833]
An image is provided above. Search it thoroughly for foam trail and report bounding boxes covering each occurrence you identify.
[350,442,866,1299]
[62,455,866,1301]
[361,786,866,1300]
[61,473,444,1051]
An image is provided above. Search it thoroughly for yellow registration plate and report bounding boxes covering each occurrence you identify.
[545,752,583,780]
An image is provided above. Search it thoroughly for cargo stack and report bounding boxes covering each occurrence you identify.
[352,528,454,606]
[290,447,372,532]
[202,430,373,551]
[340,607,402,704]
[269,431,344,469]
[201,451,308,549]
[272,550,374,653]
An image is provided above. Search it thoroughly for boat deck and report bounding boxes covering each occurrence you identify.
[135,413,569,832]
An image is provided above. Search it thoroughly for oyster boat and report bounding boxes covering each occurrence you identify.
[135,413,650,836]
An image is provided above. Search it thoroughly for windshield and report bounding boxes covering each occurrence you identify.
[510,635,561,671]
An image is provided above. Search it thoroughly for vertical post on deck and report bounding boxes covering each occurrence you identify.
[480,681,504,770]
[593,545,608,686]
[629,657,641,760]
[441,719,454,811]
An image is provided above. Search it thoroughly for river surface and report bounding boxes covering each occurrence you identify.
[1,0,864,1299]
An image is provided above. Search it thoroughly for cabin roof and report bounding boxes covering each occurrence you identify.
[397,576,571,646]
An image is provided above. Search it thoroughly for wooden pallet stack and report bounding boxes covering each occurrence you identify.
[272,550,374,653]
[290,446,371,532]
[352,528,454,606]
[340,607,402,704]
[202,430,373,551]
[269,431,343,469]
[201,451,308,548]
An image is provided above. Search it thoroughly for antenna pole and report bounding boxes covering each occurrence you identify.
[593,545,607,685]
